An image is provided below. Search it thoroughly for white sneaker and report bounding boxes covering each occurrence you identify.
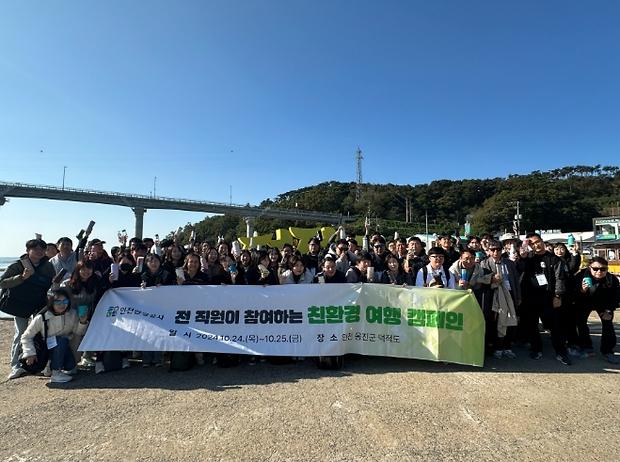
[493,350,503,359]
[503,350,517,359]
[8,367,27,380]
[63,367,78,376]
[78,357,95,369]
[50,370,73,383]
[95,361,105,374]
[42,363,52,377]
[122,358,130,369]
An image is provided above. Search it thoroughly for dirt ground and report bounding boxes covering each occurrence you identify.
[0,317,618,462]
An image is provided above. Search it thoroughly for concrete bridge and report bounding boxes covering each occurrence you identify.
[0,181,353,238]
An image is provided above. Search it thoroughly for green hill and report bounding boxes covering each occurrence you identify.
[180,165,620,243]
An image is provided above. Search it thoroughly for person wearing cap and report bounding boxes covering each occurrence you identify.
[437,233,460,271]
[1,239,56,379]
[87,238,113,282]
[415,247,456,289]
[499,233,521,262]
[302,237,323,279]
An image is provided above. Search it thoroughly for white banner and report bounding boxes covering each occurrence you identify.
[79,284,485,366]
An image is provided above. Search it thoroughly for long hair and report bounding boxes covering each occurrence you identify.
[68,260,98,295]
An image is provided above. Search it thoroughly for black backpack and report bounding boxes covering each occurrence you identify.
[421,266,450,287]
[20,313,50,374]
[169,352,195,372]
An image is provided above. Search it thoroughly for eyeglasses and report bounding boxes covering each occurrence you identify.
[489,248,501,252]
[429,255,444,259]
[337,247,348,252]
[590,266,608,272]
[53,299,69,305]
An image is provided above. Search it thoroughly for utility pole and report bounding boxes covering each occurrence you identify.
[62,166,67,190]
[153,176,157,198]
[405,197,409,223]
[514,201,522,236]
[355,147,363,200]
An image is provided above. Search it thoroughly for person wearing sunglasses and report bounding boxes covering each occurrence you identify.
[415,247,456,289]
[20,288,89,383]
[574,257,619,364]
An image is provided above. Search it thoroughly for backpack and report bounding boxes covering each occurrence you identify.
[169,352,195,372]
[316,356,344,370]
[101,351,124,372]
[421,266,450,288]
[20,313,50,374]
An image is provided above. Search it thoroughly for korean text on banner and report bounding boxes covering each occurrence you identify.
[79,284,485,367]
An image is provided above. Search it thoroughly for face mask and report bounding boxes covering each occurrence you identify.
[120,263,133,273]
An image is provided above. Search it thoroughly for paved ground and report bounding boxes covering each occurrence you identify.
[0,318,618,462]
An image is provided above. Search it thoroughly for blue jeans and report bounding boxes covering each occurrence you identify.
[50,336,77,371]
[11,316,30,369]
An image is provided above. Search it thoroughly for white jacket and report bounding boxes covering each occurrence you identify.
[21,309,88,358]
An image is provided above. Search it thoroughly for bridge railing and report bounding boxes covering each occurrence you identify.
[0,180,349,221]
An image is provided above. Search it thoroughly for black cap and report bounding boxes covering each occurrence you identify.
[427,246,446,257]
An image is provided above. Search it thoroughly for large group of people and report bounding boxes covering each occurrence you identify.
[1,223,618,383]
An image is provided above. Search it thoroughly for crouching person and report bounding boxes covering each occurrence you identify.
[21,288,89,383]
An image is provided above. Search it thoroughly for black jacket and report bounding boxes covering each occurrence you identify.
[521,251,566,299]
[0,256,55,318]
[574,269,620,313]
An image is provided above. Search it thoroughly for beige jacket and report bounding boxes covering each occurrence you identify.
[21,309,88,358]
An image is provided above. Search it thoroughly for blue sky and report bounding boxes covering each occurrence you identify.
[1,1,619,256]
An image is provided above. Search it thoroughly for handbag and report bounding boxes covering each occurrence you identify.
[0,288,9,312]
[20,314,50,374]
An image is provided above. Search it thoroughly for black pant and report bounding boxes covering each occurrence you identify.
[522,295,568,356]
[577,309,617,355]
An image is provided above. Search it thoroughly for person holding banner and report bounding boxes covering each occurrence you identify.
[379,253,408,285]
[179,253,210,285]
[415,247,456,289]
[141,254,175,367]
[346,251,374,283]
[313,257,347,284]
[110,253,141,288]
[202,248,232,285]
[280,256,313,284]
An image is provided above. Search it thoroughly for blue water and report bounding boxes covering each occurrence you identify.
[0,257,18,268]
